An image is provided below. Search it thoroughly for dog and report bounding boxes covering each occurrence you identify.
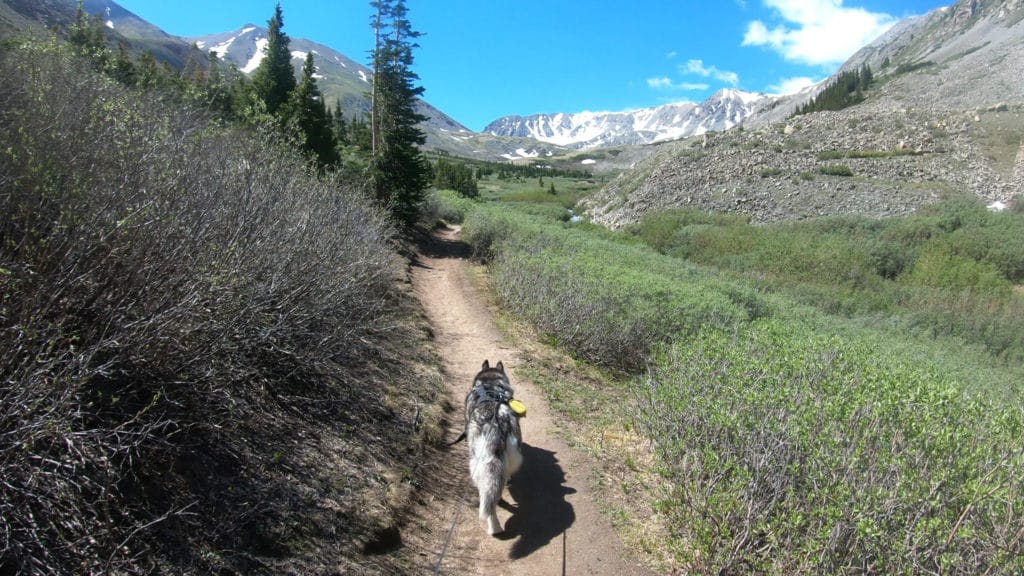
[464,360,523,535]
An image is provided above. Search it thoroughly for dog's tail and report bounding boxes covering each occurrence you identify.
[478,459,505,535]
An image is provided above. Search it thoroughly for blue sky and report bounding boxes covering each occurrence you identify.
[115,0,950,131]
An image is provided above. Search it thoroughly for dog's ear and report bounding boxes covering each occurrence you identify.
[496,361,504,373]
[482,359,490,370]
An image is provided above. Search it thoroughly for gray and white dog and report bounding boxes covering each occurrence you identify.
[464,360,523,535]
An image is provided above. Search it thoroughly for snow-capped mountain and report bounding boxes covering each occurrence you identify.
[483,89,775,150]
[191,25,470,146]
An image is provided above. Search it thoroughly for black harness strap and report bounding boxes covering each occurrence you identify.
[447,382,517,446]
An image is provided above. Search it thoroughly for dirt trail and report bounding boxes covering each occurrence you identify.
[407,225,652,576]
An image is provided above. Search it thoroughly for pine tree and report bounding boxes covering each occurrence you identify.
[369,0,430,227]
[252,3,296,116]
[136,51,160,88]
[68,1,109,69]
[285,53,339,167]
[110,42,137,86]
[793,65,873,117]
[331,99,350,144]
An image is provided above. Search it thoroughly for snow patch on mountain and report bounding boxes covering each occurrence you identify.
[204,39,234,58]
[241,38,268,73]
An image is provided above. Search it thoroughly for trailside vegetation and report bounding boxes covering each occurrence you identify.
[0,8,443,575]
[64,0,430,226]
[443,187,1024,574]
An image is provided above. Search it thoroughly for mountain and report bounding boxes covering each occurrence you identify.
[189,25,579,160]
[1,0,202,68]
[484,89,774,150]
[190,25,472,146]
[1,1,517,157]
[580,0,1024,227]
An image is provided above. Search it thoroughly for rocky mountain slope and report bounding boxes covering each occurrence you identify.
[0,0,199,68]
[484,89,775,149]
[581,0,1024,227]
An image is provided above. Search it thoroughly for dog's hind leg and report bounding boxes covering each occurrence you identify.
[504,435,523,482]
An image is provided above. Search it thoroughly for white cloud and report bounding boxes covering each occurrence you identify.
[647,77,673,89]
[743,0,897,66]
[767,75,819,94]
[647,77,709,91]
[681,59,740,86]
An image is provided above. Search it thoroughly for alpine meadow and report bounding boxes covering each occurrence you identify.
[2,0,1023,575]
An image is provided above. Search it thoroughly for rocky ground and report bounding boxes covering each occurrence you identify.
[581,101,1024,227]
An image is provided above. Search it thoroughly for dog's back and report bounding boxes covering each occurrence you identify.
[466,360,523,535]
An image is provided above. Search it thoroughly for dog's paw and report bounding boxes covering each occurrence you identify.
[486,514,502,535]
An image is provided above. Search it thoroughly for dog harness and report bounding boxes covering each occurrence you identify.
[470,382,513,405]
[447,383,526,446]
[471,383,526,417]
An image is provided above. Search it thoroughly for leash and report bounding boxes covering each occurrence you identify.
[562,529,568,576]
[446,431,466,446]
[433,492,464,575]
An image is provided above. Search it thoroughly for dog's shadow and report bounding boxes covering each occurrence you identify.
[498,443,576,559]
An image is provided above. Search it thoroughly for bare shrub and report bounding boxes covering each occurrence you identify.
[1,38,432,574]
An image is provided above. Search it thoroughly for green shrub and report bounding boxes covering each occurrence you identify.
[627,208,748,255]
[900,241,1012,294]
[462,207,763,371]
[636,320,1024,575]
[423,188,476,225]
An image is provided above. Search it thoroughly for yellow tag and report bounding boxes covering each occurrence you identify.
[508,399,526,417]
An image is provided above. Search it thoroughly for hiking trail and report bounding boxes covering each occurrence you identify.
[406,224,653,576]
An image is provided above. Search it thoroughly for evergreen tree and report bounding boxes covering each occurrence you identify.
[331,99,350,144]
[369,0,430,227]
[794,65,873,117]
[285,53,339,167]
[433,158,478,198]
[251,3,296,116]
[136,51,160,89]
[110,42,137,86]
[69,1,104,52]
[68,1,109,69]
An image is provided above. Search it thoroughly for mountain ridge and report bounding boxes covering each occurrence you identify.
[188,24,472,138]
[483,88,779,150]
